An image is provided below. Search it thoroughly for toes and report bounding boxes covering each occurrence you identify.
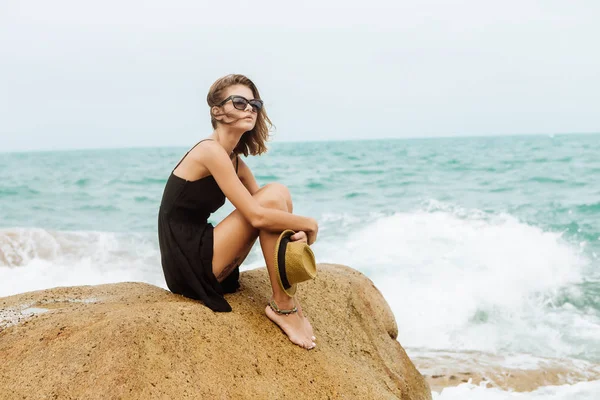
[299,339,314,350]
[304,337,316,350]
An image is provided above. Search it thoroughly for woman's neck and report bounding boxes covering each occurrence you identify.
[210,127,243,157]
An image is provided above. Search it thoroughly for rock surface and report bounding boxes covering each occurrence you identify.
[414,350,600,393]
[0,264,431,400]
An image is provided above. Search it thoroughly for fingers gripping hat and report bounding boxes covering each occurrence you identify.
[274,230,317,297]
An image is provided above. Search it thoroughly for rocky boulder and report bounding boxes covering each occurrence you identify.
[0,264,431,399]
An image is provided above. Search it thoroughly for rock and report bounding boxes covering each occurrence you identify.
[413,350,600,393]
[0,263,431,400]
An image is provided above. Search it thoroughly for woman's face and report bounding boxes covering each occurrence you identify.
[215,84,258,131]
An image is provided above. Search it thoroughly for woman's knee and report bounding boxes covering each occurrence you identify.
[258,183,293,212]
[256,190,287,211]
[253,183,291,211]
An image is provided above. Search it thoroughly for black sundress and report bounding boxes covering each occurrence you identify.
[158,139,240,312]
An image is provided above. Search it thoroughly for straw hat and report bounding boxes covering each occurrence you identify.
[274,230,317,297]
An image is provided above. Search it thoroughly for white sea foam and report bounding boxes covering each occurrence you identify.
[312,205,597,361]
[432,379,600,400]
[0,228,166,297]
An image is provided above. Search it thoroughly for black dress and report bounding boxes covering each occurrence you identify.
[158,139,240,312]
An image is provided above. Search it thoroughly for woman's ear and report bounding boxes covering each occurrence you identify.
[211,106,223,121]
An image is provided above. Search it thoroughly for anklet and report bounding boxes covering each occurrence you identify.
[268,299,298,315]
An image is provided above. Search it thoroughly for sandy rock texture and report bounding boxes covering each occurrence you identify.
[0,263,431,400]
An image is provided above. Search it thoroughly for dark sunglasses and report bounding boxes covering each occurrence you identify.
[219,95,263,112]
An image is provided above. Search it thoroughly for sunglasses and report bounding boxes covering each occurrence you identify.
[219,95,264,112]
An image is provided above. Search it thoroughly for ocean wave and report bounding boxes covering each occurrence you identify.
[344,192,367,199]
[0,228,164,298]
[354,169,385,175]
[0,186,41,197]
[528,177,567,184]
[0,228,153,268]
[74,178,90,187]
[76,204,120,212]
[110,177,167,186]
[306,181,325,189]
[576,202,600,214]
[312,203,598,361]
[133,195,154,203]
[489,186,514,193]
[254,174,279,181]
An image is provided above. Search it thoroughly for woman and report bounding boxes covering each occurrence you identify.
[158,74,319,350]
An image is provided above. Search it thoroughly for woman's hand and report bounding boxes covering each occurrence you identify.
[290,231,308,243]
[291,218,319,246]
[291,220,318,245]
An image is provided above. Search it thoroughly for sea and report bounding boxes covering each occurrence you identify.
[1,133,599,399]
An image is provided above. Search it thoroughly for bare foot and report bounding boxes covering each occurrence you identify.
[295,299,316,341]
[265,303,316,350]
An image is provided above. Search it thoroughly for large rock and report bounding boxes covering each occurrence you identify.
[0,264,431,400]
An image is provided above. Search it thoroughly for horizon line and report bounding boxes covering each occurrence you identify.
[2,131,599,155]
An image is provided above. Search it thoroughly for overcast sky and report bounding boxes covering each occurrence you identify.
[1,0,599,152]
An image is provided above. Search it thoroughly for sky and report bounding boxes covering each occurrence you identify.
[1,0,599,152]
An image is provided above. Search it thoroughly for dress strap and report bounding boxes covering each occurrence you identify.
[235,156,239,173]
[173,139,214,171]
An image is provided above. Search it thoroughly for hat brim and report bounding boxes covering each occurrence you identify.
[274,230,297,297]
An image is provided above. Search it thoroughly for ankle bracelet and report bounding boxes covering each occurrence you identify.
[268,299,298,315]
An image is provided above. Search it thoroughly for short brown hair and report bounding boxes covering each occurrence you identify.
[207,74,273,157]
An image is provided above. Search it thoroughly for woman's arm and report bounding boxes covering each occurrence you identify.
[236,157,260,195]
[201,142,318,244]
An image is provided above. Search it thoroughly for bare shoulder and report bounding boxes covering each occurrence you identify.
[190,140,220,158]
[187,139,227,163]
[173,139,231,181]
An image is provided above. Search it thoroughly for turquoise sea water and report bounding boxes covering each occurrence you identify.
[1,133,600,397]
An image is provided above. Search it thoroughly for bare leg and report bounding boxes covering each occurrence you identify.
[212,183,315,349]
[270,184,316,342]
[259,228,315,350]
